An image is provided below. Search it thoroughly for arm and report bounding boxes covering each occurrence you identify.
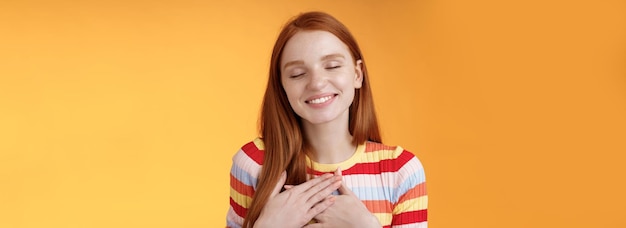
[392,151,428,228]
[227,146,262,228]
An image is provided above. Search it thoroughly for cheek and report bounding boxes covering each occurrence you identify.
[282,83,300,103]
[336,76,356,91]
[338,78,357,101]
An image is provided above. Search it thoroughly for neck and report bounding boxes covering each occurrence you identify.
[302,114,356,164]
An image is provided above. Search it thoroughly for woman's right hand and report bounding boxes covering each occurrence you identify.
[254,172,342,228]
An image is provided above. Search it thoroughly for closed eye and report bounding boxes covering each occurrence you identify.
[290,73,305,78]
[326,65,342,70]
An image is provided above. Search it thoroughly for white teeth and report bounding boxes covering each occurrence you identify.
[308,95,333,104]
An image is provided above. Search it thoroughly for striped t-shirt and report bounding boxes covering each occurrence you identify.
[227,138,428,228]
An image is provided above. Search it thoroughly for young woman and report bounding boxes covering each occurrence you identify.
[227,11,427,228]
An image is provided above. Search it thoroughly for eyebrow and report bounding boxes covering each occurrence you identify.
[282,60,304,71]
[321,53,345,61]
[282,53,346,71]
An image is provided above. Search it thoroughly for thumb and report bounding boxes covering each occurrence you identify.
[270,171,287,198]
[335,167,353,195]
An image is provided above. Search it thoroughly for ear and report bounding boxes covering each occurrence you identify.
[354,59,364,89]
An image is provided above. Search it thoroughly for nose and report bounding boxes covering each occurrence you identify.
[306,68,327,91]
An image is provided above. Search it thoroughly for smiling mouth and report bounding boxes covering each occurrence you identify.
[305,94,336,104]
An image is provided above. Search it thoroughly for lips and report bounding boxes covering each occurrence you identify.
[305,94,337,104]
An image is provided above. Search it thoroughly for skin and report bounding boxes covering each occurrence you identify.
[280,30,363,164]
[255,30,381,227]
[306,168,381,228]
[254,172,342,228]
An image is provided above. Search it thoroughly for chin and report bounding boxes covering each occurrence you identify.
[302,116,336,125]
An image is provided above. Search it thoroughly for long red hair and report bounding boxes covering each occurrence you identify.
[243,11,382,227]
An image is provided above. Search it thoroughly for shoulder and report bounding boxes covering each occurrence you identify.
[365,142,427,201]
[363,141,424,172]
[232,137,265,166]
[230,138,265,186]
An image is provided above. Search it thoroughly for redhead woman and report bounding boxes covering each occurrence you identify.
[227,11,428,228]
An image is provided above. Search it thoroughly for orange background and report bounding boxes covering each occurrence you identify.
[1,0,625,227]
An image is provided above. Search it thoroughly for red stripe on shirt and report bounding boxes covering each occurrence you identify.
[344,151,414,174]
[392,209,428,225]
[230,197,248,218]
[308,151,415,176]
[241,141,264,165]
[230,174,254,197]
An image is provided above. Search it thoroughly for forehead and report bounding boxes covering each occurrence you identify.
[280,30,353,67]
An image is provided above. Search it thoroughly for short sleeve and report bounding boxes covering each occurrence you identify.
[391,150,428,227]
[226,141,264,228]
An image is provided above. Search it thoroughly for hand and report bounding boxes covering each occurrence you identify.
[254,172,342,228]
[305,168,382,228]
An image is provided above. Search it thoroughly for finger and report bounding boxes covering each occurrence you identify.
[334,166,342,179]
[335,167,354,196]
[270,171,287,198]
[283,185,293,190]
[304,176,341,206]
[311,195,334,221]
[290,173,334,194]
[304,195,335,225]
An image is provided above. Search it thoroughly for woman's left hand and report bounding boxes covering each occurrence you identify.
[304,168,382,228]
